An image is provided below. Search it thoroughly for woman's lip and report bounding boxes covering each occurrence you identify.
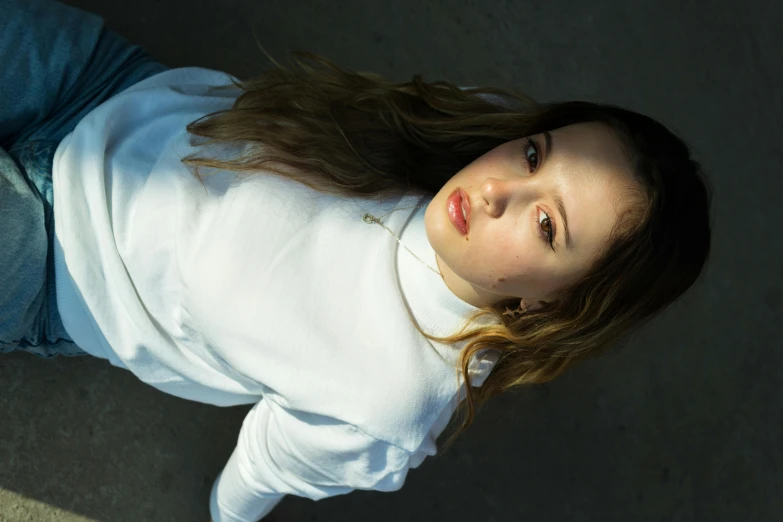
[447,188,467,235]
[459,188,471,232]
[447,188,471,235]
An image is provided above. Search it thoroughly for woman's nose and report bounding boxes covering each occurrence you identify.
[481,177,540,218]
[481,177,516,218]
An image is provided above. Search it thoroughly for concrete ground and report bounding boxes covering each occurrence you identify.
[1,0,780,521]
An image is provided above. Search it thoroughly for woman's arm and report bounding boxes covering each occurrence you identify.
[210,397,416,521]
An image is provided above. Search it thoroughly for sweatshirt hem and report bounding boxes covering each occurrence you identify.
[53,234,107,360]
[52,134,108,361]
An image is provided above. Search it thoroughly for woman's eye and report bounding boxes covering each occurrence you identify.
[540,214,551,233]
[538,208,556,251]
[521,138,539,172]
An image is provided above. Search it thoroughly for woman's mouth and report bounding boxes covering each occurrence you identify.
[447,188,470,235]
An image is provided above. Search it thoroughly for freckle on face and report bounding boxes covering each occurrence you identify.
[498,277,506,282]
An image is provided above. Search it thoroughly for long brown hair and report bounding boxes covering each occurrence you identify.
[180,49,712,453]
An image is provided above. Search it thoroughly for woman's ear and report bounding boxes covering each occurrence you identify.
[519,298,547,312]
[501,298,550,319]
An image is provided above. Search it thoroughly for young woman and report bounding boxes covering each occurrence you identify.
[0,1,711,521]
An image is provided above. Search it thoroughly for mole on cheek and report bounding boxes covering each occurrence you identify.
[497,277,506,282]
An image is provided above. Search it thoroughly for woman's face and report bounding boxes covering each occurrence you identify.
[425,121,638,309]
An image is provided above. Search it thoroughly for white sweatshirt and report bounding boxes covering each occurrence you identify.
[51,67,499,521]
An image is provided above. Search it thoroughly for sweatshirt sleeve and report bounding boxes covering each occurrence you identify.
[209,397,417,522]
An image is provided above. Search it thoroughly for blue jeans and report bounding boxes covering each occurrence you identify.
[0,0,170,358]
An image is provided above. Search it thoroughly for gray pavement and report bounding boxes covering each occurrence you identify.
[1,0,780,521]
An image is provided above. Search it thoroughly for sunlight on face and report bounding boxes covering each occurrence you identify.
[424,121,640,309]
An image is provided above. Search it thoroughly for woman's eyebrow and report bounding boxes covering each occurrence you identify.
[544,130,553,161]
[554,191,572,249]
[542,131,572,249]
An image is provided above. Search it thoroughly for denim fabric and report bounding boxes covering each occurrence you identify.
[0,0,170,358]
